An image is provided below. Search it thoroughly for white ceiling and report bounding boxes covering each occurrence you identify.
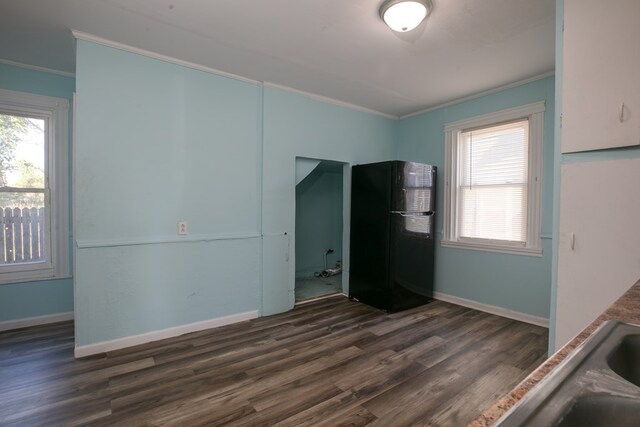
[0,0,555,117]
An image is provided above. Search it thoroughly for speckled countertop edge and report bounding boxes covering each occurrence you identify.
[469,279,640,427]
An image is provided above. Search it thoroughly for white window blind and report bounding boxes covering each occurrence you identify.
[442,101,544,256]
[457,120,529,243]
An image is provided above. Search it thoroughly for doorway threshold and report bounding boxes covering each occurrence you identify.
[295,292,347,306]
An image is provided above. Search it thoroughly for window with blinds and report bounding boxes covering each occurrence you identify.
[458,120,528,243]
[442,102,544,256]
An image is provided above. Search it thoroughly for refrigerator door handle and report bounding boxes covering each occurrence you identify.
[391,211,435,217]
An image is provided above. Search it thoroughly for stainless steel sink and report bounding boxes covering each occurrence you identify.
[555,395,640,427]
[607,334,640,387]
[495,321,640,426]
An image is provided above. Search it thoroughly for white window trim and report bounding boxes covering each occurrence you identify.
[442,101,545,257]
[0,88,70,284]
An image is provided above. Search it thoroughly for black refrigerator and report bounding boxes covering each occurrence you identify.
[349,160,436,312]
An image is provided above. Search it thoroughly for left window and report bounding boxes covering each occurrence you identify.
[0,89,69,284]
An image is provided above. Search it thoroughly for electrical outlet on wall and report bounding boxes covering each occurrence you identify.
[177,221,188,235]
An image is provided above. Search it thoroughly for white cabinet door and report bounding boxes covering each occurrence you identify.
[555,158,640,349]
[562,0,640,153]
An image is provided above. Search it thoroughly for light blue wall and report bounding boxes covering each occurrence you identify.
[74,41,396,345]
[262,88,396,315]
[396,77,555,319]
[548,0,564,352]
[63,36,555,346]
[295,165,343,277]
[0,63,75,99]
[0,279,73,322]
[74,41,262,345]
[0,62,75,323]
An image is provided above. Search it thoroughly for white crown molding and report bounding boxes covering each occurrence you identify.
[401,70,555,120]
[443,100,545,132]
[0,58,75,78]
[72,30,260,86]
[262,82,398,120]
[74,310,259,358]
[71,30,397,120]
[433,291,549,328]
[0,311,74,332]
[71,31,552,122]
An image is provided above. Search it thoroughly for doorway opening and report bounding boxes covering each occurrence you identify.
[295,158,345,302]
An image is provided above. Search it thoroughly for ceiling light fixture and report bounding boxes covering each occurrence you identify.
[379,0,432,33]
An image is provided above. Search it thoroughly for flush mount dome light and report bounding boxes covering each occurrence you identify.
[379,0,432,32]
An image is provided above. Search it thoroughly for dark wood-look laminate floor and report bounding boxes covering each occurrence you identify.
[0,296,548,427]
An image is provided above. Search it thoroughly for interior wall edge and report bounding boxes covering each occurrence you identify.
[548,0,564,354]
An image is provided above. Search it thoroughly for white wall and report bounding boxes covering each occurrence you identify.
[552,0,640,350]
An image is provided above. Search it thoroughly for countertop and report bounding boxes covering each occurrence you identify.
[469,279,640,426]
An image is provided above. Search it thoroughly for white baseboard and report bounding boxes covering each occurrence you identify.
[74,310,259,358]
[432,292,549,328]
[0,311,74,332]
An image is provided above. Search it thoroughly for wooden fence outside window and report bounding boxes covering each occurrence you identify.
[0,207,45,264]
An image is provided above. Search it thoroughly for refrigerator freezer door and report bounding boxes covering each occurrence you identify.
[391,162,436,212]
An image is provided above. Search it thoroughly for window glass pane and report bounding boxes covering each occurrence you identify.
[0,192,46,264]
[0,91,68,282]
[457,119,529,243]
[0,191,44,208]
[0,114,46,189]
[458,185,527,242]
[459,120,528,186]
[1,112,47,266]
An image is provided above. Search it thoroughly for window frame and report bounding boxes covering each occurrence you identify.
[442,101,545,256]
[0,88,69,284]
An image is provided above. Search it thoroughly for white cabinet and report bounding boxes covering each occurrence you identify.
[555,158,640,349]
[562,0,640,153]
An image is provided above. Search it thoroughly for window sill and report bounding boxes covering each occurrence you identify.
[0,268,59,285]
[441,240,543,257]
